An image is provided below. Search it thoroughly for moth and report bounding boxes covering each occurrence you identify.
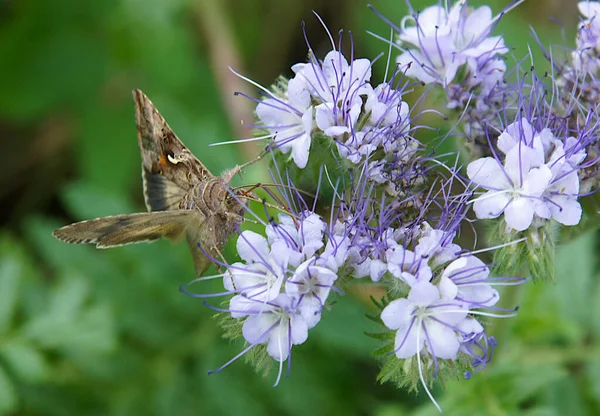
[53,89,255,275]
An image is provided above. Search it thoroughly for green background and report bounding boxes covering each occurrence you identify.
[1,0,599,414]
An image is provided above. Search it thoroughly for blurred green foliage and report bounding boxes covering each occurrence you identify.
[0,0,599,415]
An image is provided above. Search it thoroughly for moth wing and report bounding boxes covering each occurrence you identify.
[53,211,202,248]
[142,167,187,212]
[133,89,212,193]
[186,235,213,276]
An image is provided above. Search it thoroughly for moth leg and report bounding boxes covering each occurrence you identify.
[237,149,265,171]
[212,245,236,290]
[221,149,267,184]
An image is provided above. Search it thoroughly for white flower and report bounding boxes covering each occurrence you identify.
[468,119,584,230]
[294,50,372,141]
[415,223,461,267]
[386,242,433,286]
[266,213,326,267]
[438,256,499,307]
[381,281,467,359]
[285,259,338,328]
[225,231,289,306]
[396,3,507,85]
[468,147,552,231]
[293,50,372,105]
[256,77,314,168]
[241,294,309,361]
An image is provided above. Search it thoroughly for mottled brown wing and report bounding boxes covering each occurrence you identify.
[186,235,213,277]
[52,211,202,248]
[133,89,212,211]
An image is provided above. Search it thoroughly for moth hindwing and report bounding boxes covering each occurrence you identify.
[53,89,248,276]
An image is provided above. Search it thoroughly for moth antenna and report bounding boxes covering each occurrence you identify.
[232,182,316,199]
[243,192,291,215]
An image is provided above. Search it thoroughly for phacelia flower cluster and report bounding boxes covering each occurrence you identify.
[182,1,600,413]
[185,211,346,379]
[572,1,600,75]
[254,48,414,177]
[394,1,509,90]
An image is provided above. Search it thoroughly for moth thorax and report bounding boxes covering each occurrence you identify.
[202,179,234,212]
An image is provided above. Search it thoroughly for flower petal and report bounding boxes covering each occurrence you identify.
[504,197,534,231]
[381,298,412,330]
[467,157,509,189]
[237,231,269,263]
[393,320,422,359]
[424,320,461,359]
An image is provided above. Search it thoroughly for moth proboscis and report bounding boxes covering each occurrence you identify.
[53,89,261,276]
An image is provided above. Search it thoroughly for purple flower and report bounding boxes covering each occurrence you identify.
[240,294,309,362]
[572,1,600,74]
[285,258,338,328]
[395,2,508,86]
[438,256,500,308]
[381,281,467,359]
[256,77,314,168]
[266,212,327,267]
[457,318,497,379]
[467,118,584,230]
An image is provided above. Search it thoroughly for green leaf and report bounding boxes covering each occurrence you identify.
[22,271,116,355]
[0,366,17,414]
[543,376,585,416]
[587,357,600,409]
[554,231,597,329]
[311,296,378,357]
[511,364,567,403]
[0,238,23,334]
[62,181,136,219]
[1,341,49,382]
[76,100,139,193]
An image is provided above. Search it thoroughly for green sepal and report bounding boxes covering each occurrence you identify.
[491,221,528,277]
[491,220,557,281]
[217,311,244,341]
[245,345,273,378]
[365,331,396,342]
[525,224,557,282]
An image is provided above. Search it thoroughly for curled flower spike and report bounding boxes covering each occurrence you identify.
[572,1,600,75]
[393,1,510,87]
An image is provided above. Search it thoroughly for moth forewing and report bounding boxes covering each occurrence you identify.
[53,89,250,277]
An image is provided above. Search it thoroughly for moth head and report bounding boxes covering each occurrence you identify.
[226,189,247,218]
